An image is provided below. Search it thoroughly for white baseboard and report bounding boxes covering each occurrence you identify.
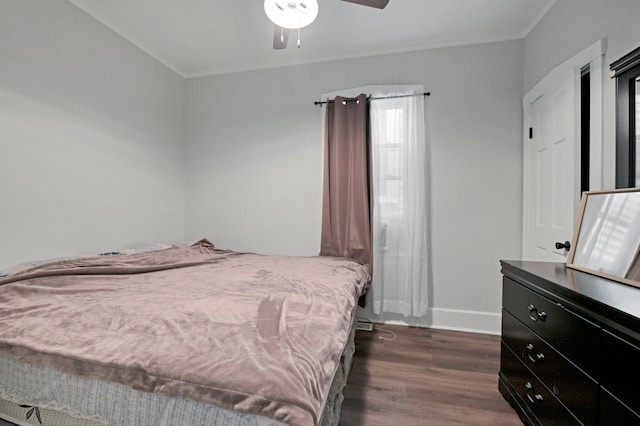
[370,308,502,336]
[428,307,501,335]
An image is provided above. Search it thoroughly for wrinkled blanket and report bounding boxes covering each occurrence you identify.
[0,240,369,425]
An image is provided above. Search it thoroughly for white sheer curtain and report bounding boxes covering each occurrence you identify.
[370,91,430,316]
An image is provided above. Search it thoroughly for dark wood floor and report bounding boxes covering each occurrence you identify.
[339,325,523,426]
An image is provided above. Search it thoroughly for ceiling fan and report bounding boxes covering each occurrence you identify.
[264,0,390,49]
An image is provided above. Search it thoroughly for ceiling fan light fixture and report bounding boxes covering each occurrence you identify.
[264,0,319,29]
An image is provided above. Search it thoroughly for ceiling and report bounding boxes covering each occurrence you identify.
[68,0,557,78]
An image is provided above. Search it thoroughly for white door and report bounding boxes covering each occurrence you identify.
[522,40,604,262]
[525,73,578,261]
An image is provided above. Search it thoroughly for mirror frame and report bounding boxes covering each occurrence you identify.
[567,188,640,288]
[611,46,640,188]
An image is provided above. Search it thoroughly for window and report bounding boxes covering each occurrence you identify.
[376,108,406,215]
[611,46,640,188]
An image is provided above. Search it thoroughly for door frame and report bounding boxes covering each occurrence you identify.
[522,40,605,259]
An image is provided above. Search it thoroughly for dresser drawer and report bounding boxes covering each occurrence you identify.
[599,387,640,425]
[601,330,640,415]
[503,277,601,379]
[501,309,598,425]
[500,342,580,425]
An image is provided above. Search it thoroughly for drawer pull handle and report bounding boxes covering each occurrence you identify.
[525,343,545,363]
[527,304,537,321]
[525,382,544,404]
[527,304,547,322]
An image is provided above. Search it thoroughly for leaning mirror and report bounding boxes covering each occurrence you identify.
[567,189,640,288]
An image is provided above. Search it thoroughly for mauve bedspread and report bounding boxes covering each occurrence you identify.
[0,240,369,426]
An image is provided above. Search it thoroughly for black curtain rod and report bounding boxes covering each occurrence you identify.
[314,91,431,106]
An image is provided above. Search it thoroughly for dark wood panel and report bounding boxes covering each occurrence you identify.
[601,330,640,414]
[500,261,640,426]
[503,277,601,379]
[500,261,640,337]
[501,309,598,425]
[499,373,539,426]
[339,325,522,426]
[500,343,580,425]
[599,387,640,425]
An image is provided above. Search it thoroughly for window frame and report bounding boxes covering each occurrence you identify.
[611,46,640,188]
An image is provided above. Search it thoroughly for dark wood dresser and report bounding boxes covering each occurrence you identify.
[499,260,640,425]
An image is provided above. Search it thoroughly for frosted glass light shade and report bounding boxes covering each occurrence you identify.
[264,0,319,29]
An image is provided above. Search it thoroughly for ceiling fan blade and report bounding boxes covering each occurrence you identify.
[273,25,289,50]
[341,0,390,9]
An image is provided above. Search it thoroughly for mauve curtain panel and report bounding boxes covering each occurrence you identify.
[320,93,372,271]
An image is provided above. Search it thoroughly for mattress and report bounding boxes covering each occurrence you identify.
[0,240,367,426]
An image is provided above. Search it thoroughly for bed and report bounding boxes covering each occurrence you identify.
[0,239,369,426]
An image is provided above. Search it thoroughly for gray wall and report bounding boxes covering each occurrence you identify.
[0,0,186,269]
[524,0,640,188]
[186,40,524,333]
[3,0,637,333]
[0,1,539,333]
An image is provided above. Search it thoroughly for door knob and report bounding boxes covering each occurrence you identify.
[555,241,571,251]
